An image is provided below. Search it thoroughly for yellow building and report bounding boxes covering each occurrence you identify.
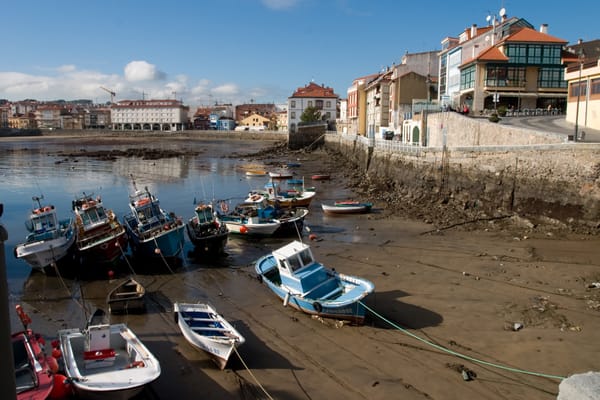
[239,113,270,129]
[564,39,600,134]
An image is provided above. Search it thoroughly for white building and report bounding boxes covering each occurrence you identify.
[111,99,189,131]
[287,82,338,132]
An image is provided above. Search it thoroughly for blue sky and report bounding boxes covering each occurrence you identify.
[1,0,597,107]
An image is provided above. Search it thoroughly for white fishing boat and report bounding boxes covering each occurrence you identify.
[14,196,77,272]
[174,302,245,370]
[58,309,160,400]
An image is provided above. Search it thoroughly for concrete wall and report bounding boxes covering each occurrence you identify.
[426,112,565,147]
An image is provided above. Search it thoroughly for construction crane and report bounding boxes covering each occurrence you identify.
[99,86,116,104]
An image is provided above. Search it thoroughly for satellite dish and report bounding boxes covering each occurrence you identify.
[499,7,506,17]
[486,15,491,22]
[485,35,490,42]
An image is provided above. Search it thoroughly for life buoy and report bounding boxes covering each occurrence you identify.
[313,302,322,313]
[44,206,52,212]
[250,194,261,202]
[220,202,229,213]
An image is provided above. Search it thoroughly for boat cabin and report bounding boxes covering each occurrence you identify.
[84,310,115,369]
[195,204,215,224]
[273,241,338,297]
[26,208,58,240]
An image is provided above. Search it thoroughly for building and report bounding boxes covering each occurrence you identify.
[564,39,600,133]
[365,69,392,138]
[235,103,277,123]
[346,74,378,135]
[287,82,339,132]
[35,104,64,129]
[239,113,270,130]
[438,12,569,114]
[111,99,189,131]
[83,107,111,129]
[389,50,439,132]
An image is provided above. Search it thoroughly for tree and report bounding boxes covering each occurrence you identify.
[300,106,322,124]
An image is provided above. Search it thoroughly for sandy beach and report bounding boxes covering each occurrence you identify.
[7,136,600,399]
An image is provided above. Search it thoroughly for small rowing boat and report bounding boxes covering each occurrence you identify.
[321,201,372,214]
[174,302,245,370]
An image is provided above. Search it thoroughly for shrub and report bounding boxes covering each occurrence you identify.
[497,105,507,117]
[489,113,500,123]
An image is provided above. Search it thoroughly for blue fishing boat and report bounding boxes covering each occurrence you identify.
[123,185,185,259]
[255,240,374,324]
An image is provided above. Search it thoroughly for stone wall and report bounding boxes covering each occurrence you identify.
[288,123,327,150]
[325,134,600,231]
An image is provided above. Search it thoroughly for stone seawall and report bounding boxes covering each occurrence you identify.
[325,135,600,232]
[29,129,288,141]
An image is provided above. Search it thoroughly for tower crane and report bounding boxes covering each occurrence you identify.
[99,86,116,104]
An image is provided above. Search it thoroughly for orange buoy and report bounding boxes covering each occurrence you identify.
[52,348,61,359]
[51,339,60,348]
[108,270,114,279]
[309,233,317,241]
[239,225,248,234]
[47,356,59,373]
[154,248,161,254]
[49,374,72,399]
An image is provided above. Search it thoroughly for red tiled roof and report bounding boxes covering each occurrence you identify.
[290,82,338,98]
[502,27,568,44]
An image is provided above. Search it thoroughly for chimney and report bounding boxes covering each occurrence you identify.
[471,24,477,38]
[540,24,548,34]
[578,38,583,44]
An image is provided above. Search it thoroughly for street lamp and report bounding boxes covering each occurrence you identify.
[574,47,585,142]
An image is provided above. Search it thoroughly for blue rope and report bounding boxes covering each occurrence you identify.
[359,301,566,381]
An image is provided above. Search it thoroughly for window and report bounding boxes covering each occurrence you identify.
[591,78,600,95]
[460,65,476,90]
[570,81,587,98]
[291,112,296,119]
[506,44,563,66]
[308,100,313,107]
[291,100,296,108]
[326,101,331,108]
[538,67,567,88]
[325,112,331,119]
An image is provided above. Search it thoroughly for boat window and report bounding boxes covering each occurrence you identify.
[288,256,302,272]
[278,259,288,270]
[299,249,313,265]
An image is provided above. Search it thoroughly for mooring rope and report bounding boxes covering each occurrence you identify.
[233,346,274,400]
[153,236,175,274]
[359,301,566,381]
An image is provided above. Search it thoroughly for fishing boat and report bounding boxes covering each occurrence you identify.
[14,196,77,273]
[185,203,229,255]
[12,305,57,400]
[173,302,245,370]
[72,192,128,265]
[321,201,373,215]
[122,184,185,259]
[107,277,146,314]
[246,180,316,208]
[216,201,281,236]
[58,309,161,400]
[269,171,294,179]
[245,170,268,177]
[274,206,309,236]
[311,174,330,181]
[255,240,375,324]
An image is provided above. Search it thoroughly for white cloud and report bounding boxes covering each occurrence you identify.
[0,63,288,106]
[261,0,299,10]
[124,61,166,82]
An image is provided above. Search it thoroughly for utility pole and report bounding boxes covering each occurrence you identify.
[574,47,585,142]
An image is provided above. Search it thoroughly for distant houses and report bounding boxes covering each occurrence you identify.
[1,9,598,134]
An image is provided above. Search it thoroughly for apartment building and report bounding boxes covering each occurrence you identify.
[111,99,189,131]
[287,82,338,132]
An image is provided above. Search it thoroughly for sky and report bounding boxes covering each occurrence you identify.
[1,0,598,108]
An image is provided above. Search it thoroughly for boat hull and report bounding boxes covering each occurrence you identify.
[321,203,372,214]
[76,228,128,265]
[185,221,229,255]
[13,330,55,400]
[124,218,185,259]
[58,323,160,400]
[15,223,76,271]
[174,303,245,370]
